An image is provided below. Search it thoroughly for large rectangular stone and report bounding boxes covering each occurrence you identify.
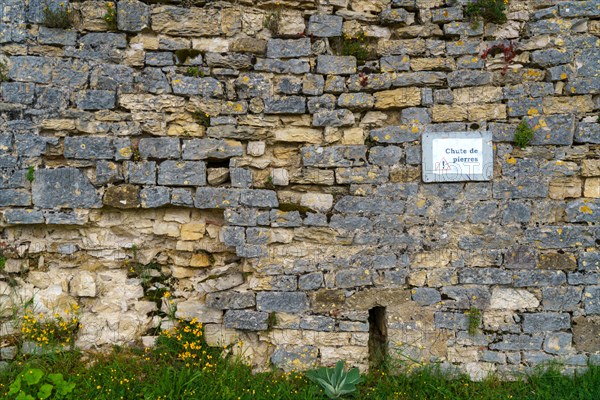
[75,90,115,110]
[267,38,311,58]
[182,139,242,159]
[224,310,268,331]
[194,188,240,209]
[256,292,309,313]
[151,6,221,36]
[139,137,180,159]
[64,137,114,160]
[32,168,101,209]
[264,96,306,114]
[522,313,570,333]
[374,87,421,109]
[316,55,356,75]
[157,161,206,186]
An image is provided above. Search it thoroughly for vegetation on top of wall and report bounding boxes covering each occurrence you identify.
[514,119,535,149]
[465,0,508,25]
[104,2,118,31]
[42,1,74,29]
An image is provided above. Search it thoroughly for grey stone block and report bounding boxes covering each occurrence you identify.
[412,288,441,306]
[522,313,570,333]
[38,27,77,45]
[335,269,373,288]
[8,56,53,83]
[140,186,170,208]
[579,252,600,272]
[300,315,335,331]
[225,207,258,227]
[507,98,543,117]
[514,270,566,287]
[206,291,255,310]
[117,0,150,32]
[542,287,582,312]
[313,109,355,127]
[3,209,44,224]
[431,7,463,23]
[566,199,600,223]
[308,14,343,37]
[145,52,174,67]
[337,93,374,110]
[502,203,531,224]
[182,138,244,160]
[195,188,240,209]
[298,272,324,290]
[172,76,224,97]
[256,292,309,313]
[559,1,600,17]
[531,48,572,67]
[490,334,544,351]
[370,126,419,144]
[240,189,278,208]
[170,188,194,207]
[307,94,337,114]
[316,55,357,75]
[525,227,597,249]
[158,161,206,186]
[334,196,404,214]
[32,168,101,209]
[224,310,268,330]
[459,268,512,285]
[567,272,600,285]
[64,137,114,160]
[15,135,58,157]
[270,210,302,227]
[254,58,310,74]
[525,114,574,146]
[125,161,156,185]
[264,96,306,114]
[271,346,318,371]
[1,82,35,104]
[220,226,245,247]
[0,189,31,206]
[434,312,469,330]
[368,146,402,166]
[75,90,115,110]
[96,161,123,185]
[447,70,492,88]
[139,138,181,159]
[583,286,600,314]
[266,38,311,58]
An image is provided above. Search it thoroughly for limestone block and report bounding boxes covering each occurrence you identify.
[70,271,97,297]
[490,288,540,310]
[374,87,421,109]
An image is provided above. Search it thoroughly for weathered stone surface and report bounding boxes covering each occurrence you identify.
[264,96,306,114]
[158,161,206,186]
[316,56,356,75]
[374,87,421,109]
[117,0,150,32]
[256,292,309,313]
[307,14,343,37]
[33,168,101,209]
[313,109,355,127]
[64,137,114,160]
[3,209,44,224]
[140,186,170,208]
[172,76,224,97]
[75,90,115,110]
[267,38,311,58]
[151,6,220,36]
[542,287,582,312]
[573,316,600,352]
[182,139,243,159]
[490,288,539,310]
[103,184,140,209]
[138,138,180,160]
[224,310,268,331]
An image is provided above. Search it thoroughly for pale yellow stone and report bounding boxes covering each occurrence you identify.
[453,86,504,104]
[190,253,211,267]
[76,1,107,31]
[549,178,582,199]
[468,104,507,121]
[584,177,600,198]
[180,222,206,241]
[410,58,455,71]
[543,96,595,114]
[41,119,76,131]
[582,160,600,177]
[374,87,421,109]
[341,127,365,144]
[151,7,221,36]
[192,38,230,53]
[277,10,306,36]
[130,34,159,50]
[221,8,242,36]
[432,104,467,122]
[273,128,322,143]
[152,221,179,237]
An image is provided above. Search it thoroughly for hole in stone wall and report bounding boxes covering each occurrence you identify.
[368,306,387,369]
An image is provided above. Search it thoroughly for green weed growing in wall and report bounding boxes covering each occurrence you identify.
[0,61,8,82]
[465,307,481,336]
[465,0,508,25]
[104,2,117,31]
[514,119,535,149]
[26,166,35,183]
[42,1,74,29]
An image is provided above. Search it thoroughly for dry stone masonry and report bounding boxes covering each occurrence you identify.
[0,0,599,378]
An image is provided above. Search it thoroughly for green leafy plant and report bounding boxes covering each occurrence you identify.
[185,66,204,78]
[8,367,75,399]
[26,166,35,183]
[465,307,481,336]
[174,49,202,65]
[465,0,508,25]
[263,8,282,34]
[331,31,374,64]
[103,2,117,31]
[192,111,210,127]
[42,1,74,29]
[0,254,6,270]
[514,119,535,149]
[0,60,9,82]
[306,360,363,399]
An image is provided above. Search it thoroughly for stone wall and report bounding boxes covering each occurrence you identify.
[0,0,599,378]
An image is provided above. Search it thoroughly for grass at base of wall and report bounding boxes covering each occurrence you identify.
[1,329,599,400]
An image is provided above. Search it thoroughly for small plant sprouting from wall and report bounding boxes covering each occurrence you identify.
[0,60,9,82]
[26,166,35,183]
[263,7,282,35]
[21,304,81,349]
[514,119,535,149]
[104,2,117,31]
[174,49,202,65]
[42,1,74,29]
[465,0,508,25]
[193,111,210,127]
[481,42,516,74]
[185,66,204,78]
[465,307,481,336]
[332,31,373,63]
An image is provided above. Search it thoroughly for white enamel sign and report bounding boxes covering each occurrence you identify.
[422,131,493,182]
